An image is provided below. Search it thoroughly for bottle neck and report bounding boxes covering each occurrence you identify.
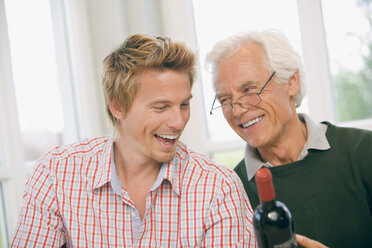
[261,199,276,211]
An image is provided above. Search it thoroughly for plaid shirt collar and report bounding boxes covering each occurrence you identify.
[92,136,113,190]
[92,136,183,196]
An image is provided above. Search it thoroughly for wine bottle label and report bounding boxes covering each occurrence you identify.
[273,234,297,248]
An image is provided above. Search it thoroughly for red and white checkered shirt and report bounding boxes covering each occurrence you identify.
[11,136,255,247]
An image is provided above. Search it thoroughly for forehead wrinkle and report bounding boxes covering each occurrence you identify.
[215,57,261,97]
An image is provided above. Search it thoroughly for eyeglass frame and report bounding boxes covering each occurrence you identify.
[209,71,276,115]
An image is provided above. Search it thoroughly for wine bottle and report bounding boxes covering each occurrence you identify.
[253,168,297,248]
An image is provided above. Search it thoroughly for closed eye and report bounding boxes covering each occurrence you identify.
[243,86,256,93]
[219,97,231,105]
[153,105,167,111]
[181,102,190,108]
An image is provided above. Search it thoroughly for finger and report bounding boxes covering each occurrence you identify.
[296,234,328,248]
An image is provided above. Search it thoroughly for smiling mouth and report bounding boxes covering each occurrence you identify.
[241,115,264,128]
[154,134,179,145]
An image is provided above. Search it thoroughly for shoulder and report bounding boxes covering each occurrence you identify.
[26,136,111,193]
[38,136,110,164]
[323,121,372,146]
[31,136,111,182]
[322,122,372,169]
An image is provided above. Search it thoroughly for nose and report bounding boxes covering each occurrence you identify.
[231,102,246,117]
[168,108,189,130]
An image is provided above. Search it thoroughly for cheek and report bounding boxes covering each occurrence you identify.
[141,114,163,131]
[183,109,191,121]
[222,107,232,119]
[223,112,237,128]
[270,96,293,123]
[222,111,231,122]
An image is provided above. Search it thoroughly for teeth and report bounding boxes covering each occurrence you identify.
[242,116,263,128]
[157,134,178,139]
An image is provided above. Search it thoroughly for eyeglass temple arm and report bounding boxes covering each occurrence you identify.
[210,96,217,115]
[258,71,276,94]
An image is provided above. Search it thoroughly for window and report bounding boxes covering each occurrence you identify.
[322,0,372,122]
[0,0,81,242]
[5,0,66,163]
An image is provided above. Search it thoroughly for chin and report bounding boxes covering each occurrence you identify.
[153,151,176,164]
[250,139,268,149]
[243,136,263,149]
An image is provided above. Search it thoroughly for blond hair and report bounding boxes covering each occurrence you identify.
[102,34,196,128]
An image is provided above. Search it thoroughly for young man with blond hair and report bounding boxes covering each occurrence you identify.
[12,34,255,247]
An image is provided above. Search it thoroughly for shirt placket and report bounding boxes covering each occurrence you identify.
[132,188,160,247]
[120,190,141,244]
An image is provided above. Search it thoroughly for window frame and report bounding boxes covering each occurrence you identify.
[0,0,88,243]
[0,0,27,243]
[298,0,372,130]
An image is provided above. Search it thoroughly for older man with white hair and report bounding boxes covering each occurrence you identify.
[206,29,372,247]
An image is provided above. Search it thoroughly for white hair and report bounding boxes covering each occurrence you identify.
[205,29,306,108]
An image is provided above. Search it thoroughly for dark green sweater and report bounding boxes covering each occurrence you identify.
[234,122,372,247]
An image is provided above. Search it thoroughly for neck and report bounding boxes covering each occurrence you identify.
[258,114,308,166]
[113,139,161,188]
[113,139,161,220]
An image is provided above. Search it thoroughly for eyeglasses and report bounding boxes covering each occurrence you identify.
[209,71,276,115]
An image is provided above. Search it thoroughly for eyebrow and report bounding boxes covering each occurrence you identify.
[149,94,193,105]
[183,94,193,103]
[215,80,259,99]
[215,92,229,99]
[238,80,259,92]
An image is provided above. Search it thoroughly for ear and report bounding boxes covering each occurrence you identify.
[109,101,124,120]
[287,70,300,97]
